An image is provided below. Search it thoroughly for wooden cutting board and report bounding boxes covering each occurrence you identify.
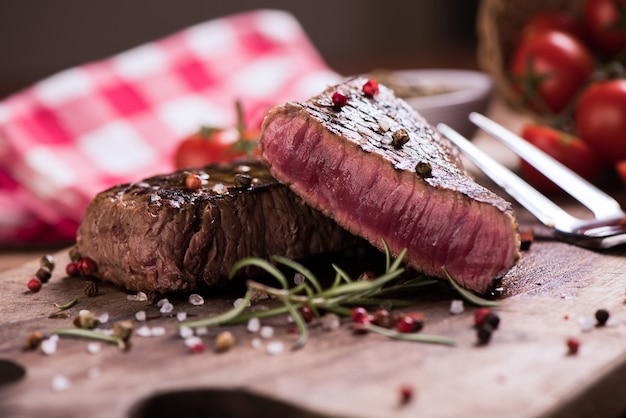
[2,107,626,418]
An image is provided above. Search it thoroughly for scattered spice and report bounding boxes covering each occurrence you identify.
[27,277,42,293]
[566,337,580,355]
[84,281,99,297]
[112,320,134,342]
[595,309,610,327]
[185,173,202,191]
[391,128,410,149]
[40,254,55,271]
[234,173,252,188]
[35,267,52,283]
[414,161,433,178]
[74,311,99,329]
[398,384,414,406]
[77,257,97,276]
[69,247,81,263]
[331,91,348,108]
[24,331,43,350]
[374,308,393,329]
[215,331,236,352]
[66,262,80,277]
[362,79,379,97]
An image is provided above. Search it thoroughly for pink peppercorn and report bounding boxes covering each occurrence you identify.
[362,79,379,97]
[474,307,492,326]
[566,337,580,355]
[27,277,42,293]
[331,91,348,107]
[77,257,97,276]
[66,262,80,277]
[351,307,370,324]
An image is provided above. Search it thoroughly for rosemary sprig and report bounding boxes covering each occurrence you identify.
[364,323,456,346]
[52,328,126,350]
[179,240,451,349]
[442,266,500,307]
[178,241,502,350]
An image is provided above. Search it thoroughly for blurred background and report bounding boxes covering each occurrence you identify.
[0,0,480,99]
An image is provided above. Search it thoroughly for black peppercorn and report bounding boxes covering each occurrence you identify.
[476,324,492,345]
[483,312,500,330]
[595,309,610,327]
[35,267,52,283]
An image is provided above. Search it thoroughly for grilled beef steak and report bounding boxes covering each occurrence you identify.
[76,160,357,294]
[259,77,520,294]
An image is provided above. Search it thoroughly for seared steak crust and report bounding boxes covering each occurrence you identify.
[76,160,356,294]
[260,77,520,294]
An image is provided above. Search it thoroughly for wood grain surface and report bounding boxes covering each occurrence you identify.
[2,103,626,418]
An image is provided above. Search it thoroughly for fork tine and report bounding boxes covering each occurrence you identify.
[469,112,623,220]
[436,123,578,230]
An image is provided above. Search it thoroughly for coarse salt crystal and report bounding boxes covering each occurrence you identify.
[251,337,262,349]
[78,309,91,316]
[233,298,250,308]
[160,302,174,314]
[294,273,305,285]
[87,342,102,354]
[184,336,202,348]
[578,315,595,332]
[136,325,152,337]
[247,317,261,333]
[195,326,208,336]
[321,313,340,331]
[212,183,228,194]
[98,312,109,324]
[51,374,71,392]
[449,300,464,315]
[136,292,148,301]
[188,294,204,306]
[179,326,194,339]
[260,326,274,339]
[41,338,57,355]
[176,312,188,322]
[378,119,390,132]
[266,341,284,356]
[157,298,169,308]
[135,310,147,321]
[151,327,166,337]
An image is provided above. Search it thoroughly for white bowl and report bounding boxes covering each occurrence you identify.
[379,69,495,139]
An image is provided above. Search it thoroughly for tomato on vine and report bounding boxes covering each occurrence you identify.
[582,0,626,58]
[575,78,626,163]
[519,124,602,192]
[509,30,595,115]
[174,102,259,169]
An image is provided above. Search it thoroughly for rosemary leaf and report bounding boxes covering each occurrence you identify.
[52,327,124,348]
[388,248,408,273]
[282,298,308,350]
[180,288,255,329]
[319,268,405,298]
[382,239,392,273]
[272,255,323,293]
[53,298,78,310]
[442,266,500,307]
[331,263,353,284]
[229,257,288,289]
[365,323,456,346]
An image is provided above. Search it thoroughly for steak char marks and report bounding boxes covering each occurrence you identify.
[260,77,520,294]
[76,160,357,295]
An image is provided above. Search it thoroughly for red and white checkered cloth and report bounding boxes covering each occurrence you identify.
[0,9,340,244]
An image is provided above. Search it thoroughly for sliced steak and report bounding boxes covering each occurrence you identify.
[259,77,520,294]
[76,160,358,295]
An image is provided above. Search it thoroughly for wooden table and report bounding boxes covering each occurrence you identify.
[2,100,626,418]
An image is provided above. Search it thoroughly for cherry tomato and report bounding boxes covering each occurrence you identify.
[575,79,626,163]
[174,127,258,169]
[520,10,586,41]
[582,0,626,58]
[509,30,595,114]
[519,124,602,192]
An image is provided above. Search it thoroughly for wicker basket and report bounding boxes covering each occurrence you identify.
[476,0,584,109]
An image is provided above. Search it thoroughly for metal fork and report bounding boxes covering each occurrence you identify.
[437,112,626,249]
